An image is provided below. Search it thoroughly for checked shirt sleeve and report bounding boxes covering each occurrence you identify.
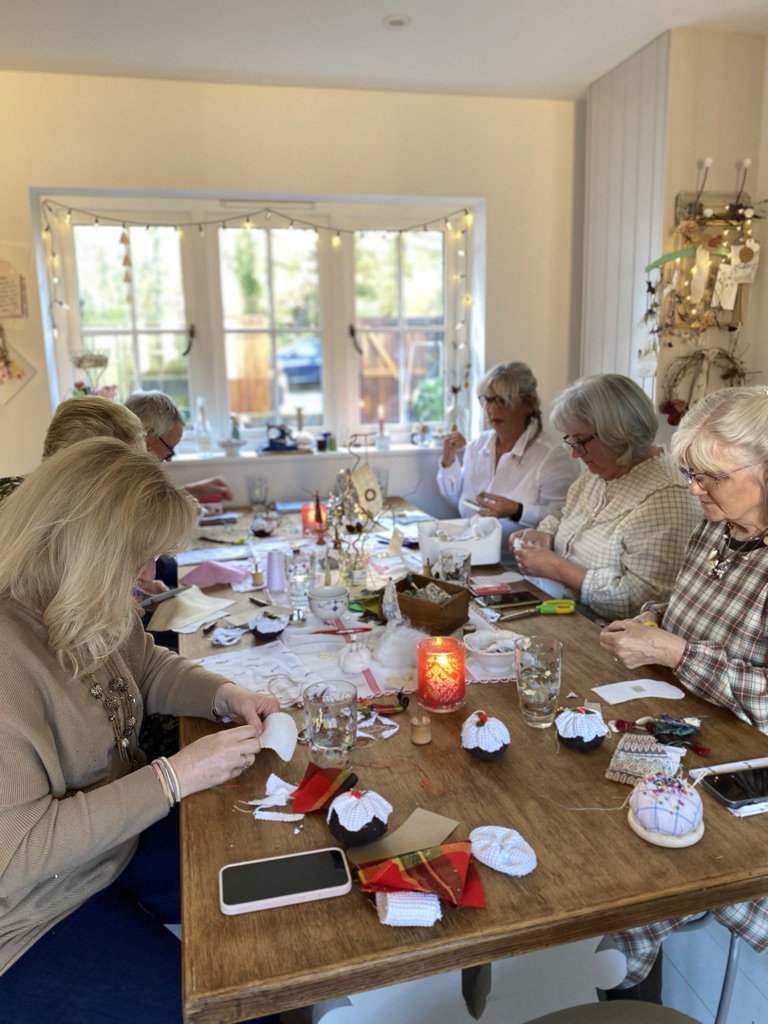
[579,486,698,620]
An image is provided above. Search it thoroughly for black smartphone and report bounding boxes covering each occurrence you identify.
[219,847,352,915]
[700,768,768,809]
[474,589,540,608]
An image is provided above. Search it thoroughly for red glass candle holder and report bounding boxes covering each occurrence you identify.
[301,502,328,537]
[417,636,466,713]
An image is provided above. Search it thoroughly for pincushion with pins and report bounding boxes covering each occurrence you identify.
[461,710,510,761]
[628,773,704,848]
[555,706,609,752]
[327,789,393,846]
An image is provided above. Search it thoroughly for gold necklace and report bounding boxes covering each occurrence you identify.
[89,662,140,770]
[707,523,768,579]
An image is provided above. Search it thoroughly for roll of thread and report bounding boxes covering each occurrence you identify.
[266,550,287,593]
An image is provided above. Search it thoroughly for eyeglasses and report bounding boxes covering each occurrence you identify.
[562,434,597,457]
[156,434,176,462]
[678,463,756,490]
[479,394,510,408]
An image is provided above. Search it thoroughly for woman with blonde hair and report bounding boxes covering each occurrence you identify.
[437,361,578,541]
[0,394,146,502]
[599,385,768,1000]
[0,438,278,1023]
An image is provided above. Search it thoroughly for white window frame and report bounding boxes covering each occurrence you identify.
[35,192,479,449]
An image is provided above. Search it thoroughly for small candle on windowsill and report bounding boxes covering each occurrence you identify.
[410,711,432,745]
[377,404,385,437]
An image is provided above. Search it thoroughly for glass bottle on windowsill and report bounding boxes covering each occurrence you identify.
[195,396,212,455]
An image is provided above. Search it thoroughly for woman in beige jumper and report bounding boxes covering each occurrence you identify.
[0,438,279,1024]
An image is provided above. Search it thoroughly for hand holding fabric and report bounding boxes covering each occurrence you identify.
[212,683,280,730]
[599,619,686,670]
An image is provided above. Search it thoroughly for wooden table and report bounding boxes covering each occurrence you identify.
[178,564,768,1022]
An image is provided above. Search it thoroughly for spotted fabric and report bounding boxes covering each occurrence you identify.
[0,476,23,504]
[538,452,699,620]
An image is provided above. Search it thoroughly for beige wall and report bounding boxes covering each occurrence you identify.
[0,71,579,474]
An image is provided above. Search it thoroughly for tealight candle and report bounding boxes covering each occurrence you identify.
[410,711,432,745]
[416,636,466,713]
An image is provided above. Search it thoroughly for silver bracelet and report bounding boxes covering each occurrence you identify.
[151,760,175,809]
[154,757,181,805]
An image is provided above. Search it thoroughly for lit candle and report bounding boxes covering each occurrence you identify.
[301,499,328,537]
[416,637,466,713]
[377,404,385,437]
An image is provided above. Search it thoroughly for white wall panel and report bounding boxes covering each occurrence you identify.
[582,34,669,380]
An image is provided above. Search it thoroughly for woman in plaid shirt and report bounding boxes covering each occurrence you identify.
[511,374,699,620]
[600,385,768,999]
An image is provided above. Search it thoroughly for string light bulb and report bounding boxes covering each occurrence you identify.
[331,232,342,249]
[464,210,474,227]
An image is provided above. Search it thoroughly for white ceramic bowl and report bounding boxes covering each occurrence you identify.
[308,585,350,622]
[464,630,518,676]
[217,438,248,456]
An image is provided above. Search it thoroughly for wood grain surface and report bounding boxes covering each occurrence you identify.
[180,603,768,1023]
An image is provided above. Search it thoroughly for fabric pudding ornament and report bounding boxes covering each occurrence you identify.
[327,788,393,846]
[627,773,704,848]
[555,706,609,752]
[461,710,510,760]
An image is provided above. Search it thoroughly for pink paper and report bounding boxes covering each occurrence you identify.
[182,560,251,587]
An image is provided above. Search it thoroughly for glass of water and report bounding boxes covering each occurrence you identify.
[302,680,358,767]
[515,636,563,728]
[286,549,317,611]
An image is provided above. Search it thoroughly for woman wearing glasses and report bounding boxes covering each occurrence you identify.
[511,374,698,620]
[437,362,578,541]
[598,386,768,1000]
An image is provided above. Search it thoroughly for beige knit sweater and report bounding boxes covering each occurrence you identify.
[0,602,227,974]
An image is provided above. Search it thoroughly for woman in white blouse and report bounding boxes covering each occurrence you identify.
[437,362,579,543]
[510,373,700,620]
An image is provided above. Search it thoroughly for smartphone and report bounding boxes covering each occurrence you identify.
[474,589,540,608]
[219,847,352,915]
[700,768,768,809]
[464,498,484,511]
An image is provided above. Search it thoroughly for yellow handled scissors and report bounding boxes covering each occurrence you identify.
[499,599,575,621]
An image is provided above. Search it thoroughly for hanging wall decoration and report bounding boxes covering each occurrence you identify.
[0,324,36,406]
[643,159,759,424]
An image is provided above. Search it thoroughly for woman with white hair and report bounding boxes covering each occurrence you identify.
[437,362,578,540]
[598,385,768,1001]
[125,389,233,500]
[511,373,699,620]
[0,438,278,1023]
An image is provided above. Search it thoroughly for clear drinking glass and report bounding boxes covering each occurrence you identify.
[302,680,358,767]
[438,547,472,586]
[515,636,563,728]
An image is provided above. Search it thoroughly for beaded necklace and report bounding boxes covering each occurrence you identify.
[707,522,768,579]
[88,663,140,770]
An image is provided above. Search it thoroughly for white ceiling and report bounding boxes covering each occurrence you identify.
[4,0,768,100]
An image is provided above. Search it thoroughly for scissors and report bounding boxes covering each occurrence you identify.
[499,599,575,621]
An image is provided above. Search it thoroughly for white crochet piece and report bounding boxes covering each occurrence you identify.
[555,708,609,742]
[327,790,393,830]
[469,825,537,876]
[375,891,443,927]
[461,712,511,753]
